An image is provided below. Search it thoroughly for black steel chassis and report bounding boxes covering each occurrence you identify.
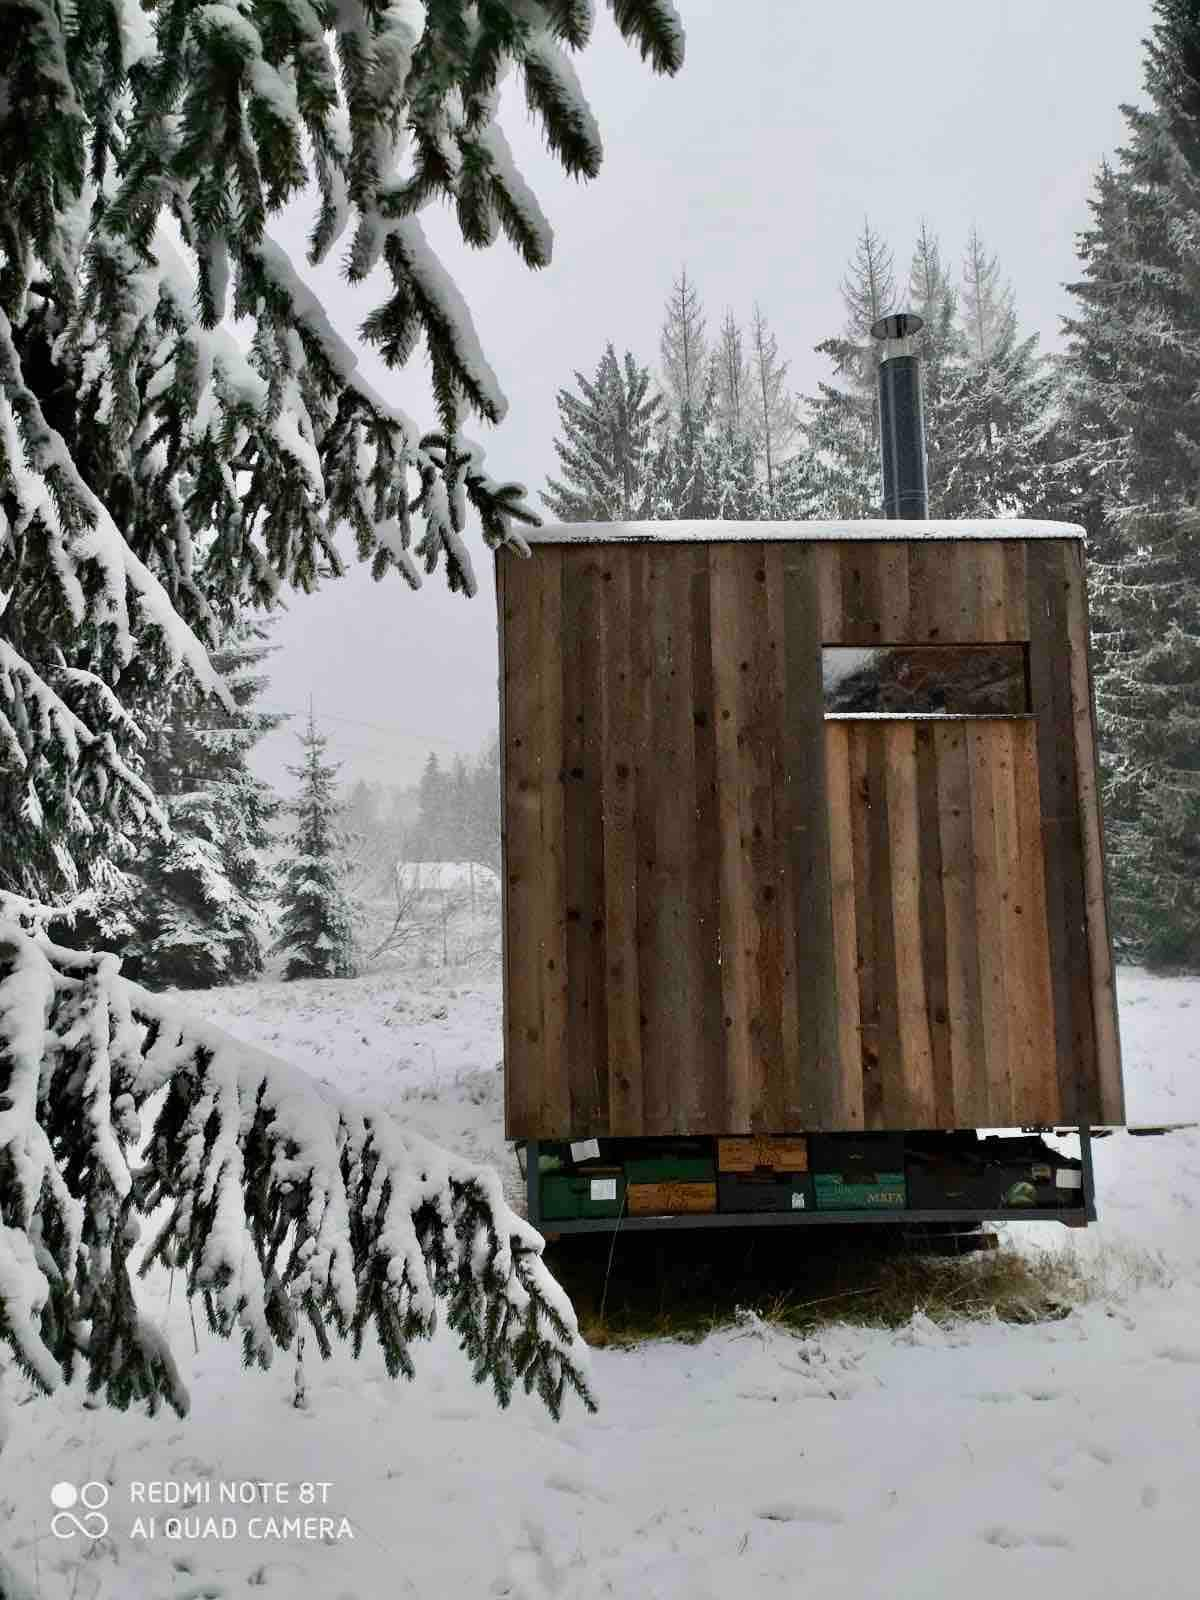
[521,1124,1097,1236]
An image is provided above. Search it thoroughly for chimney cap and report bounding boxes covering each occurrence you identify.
[870,311,924,342]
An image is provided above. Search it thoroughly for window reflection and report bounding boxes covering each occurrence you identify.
[823,646,1029,716]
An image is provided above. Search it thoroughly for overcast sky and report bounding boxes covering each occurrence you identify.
[253,0,1155,796]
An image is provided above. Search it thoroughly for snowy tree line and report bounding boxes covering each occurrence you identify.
[338,743,502,892]
[545,226,1066,529]
[406,743,502,872]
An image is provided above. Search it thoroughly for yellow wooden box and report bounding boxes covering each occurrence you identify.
[627,1180,717,1216]
[717,1136,809,1174]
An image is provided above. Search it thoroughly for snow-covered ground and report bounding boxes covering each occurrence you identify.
[3,964,1199,1599]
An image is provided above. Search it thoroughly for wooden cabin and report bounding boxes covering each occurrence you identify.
[496,520,1124,1146]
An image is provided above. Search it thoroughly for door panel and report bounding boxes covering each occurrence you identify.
[825,716,1060,1128]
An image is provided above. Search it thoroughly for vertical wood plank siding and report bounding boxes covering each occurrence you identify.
[500,538,1123,1136]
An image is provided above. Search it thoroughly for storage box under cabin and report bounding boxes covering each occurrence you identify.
[496,520,1124,1222]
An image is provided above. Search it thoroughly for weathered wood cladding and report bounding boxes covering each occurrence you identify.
[499,537,1123,1138]
[823,718,1060,1128]
[817,539,1030,644]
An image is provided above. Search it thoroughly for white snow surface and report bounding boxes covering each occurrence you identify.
[4,963,1200,1597]
[520,517,1087,545]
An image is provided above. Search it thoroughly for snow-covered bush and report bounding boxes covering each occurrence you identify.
[0,923,594,1419]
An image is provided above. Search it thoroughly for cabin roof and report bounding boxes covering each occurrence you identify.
[518,517,1086,546]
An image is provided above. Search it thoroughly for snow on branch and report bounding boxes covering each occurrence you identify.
[0,314,227,702]
[0,0,685,905]
[0,924,595,1420]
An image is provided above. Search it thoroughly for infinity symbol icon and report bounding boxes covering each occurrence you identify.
[49,1481,110,1540]
[51,1509,109,1540]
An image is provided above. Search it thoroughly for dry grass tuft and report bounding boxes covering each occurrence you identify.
[551,1227,1098,1349]
[765,1245,1091,1335]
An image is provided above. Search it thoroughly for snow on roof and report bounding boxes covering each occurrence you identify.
[516,518,1086,546]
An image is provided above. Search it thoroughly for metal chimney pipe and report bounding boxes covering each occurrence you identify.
[870,311,928,519]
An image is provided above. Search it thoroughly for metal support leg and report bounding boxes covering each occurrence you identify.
[526,1139,540,1227]
[1079,1122,1097,1223]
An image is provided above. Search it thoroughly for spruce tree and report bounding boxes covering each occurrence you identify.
[275,712,358,980]
[801,393,883,518]
[658,265,710,423]
[1059,0,1200,965]
[713,308,750,434]
[747,302,802,516]
[543,343,662,520]
[698,306,756,517]
[411,752,449,859]
[468,734,502,874]
[111,622,281,988]
[952,228,1063,518]
[962,225,1017,364]
[1062,4,1200,521]
[649,267,714,518]
[805,218,897,516]
[645,372,717,519]
[804,220,1065,525]
[906,222,965,515]
[758,451,836,520]
[699,420,757,518]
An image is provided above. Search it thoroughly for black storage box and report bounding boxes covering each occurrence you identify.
[907,1136,1083,1211]
[717,1172,815,1214]
[807,1132,906,1175]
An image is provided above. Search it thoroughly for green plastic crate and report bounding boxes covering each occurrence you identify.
[624,1154,716,1184]
[540,1169,626,1221]
[813,1172,907,1211]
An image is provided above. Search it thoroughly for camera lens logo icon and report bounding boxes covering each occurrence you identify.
[50,1481,110,1540]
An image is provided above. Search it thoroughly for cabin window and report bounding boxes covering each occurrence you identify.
[822,645,1029,716]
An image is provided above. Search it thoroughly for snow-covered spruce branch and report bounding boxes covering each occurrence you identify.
[0,924,595,1420]
[1,0,684,907]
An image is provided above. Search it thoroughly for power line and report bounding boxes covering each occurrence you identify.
[262,707,489,747]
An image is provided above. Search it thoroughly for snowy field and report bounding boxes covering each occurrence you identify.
[3,962,1199,1599]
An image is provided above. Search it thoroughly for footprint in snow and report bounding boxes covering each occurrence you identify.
[544,1470,612,1503]
[1046,1442,1113,1490]
[736,1384,807,1405]
[1154,1344,1200,1364]
[756,1501,845,1526]
[506,1516,564,1597]
[980,1525,1073,1551]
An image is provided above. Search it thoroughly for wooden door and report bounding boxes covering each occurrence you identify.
[824,716,1060,1128]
